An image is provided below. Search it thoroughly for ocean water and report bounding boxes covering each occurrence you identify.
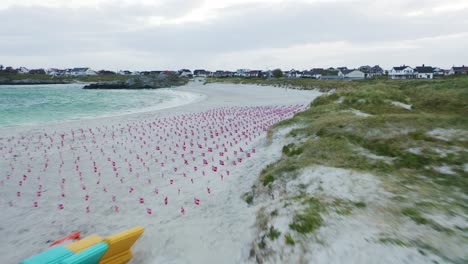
[0,84,195,128]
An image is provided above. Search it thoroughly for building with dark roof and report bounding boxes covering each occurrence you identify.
[415,65,434,79]
[449,65,468,75]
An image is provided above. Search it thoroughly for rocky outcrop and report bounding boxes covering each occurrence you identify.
[83,74,187,89]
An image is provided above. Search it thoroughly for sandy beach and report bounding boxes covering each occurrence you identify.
[0,81,321,263]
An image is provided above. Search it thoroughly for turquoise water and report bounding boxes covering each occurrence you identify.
[0,84,190,128]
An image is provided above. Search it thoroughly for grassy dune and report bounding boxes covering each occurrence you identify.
[225,76,467,262]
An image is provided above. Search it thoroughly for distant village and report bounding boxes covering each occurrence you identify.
[1,64,467,80]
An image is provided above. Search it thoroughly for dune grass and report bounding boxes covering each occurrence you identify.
[263,77,468,203]
[230,76,468,261]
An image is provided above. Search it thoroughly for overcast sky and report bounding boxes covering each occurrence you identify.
[1,0,467,71]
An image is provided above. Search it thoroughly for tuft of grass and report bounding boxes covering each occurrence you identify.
[332,198,354,215]
[267,226,281,240]
[282,143,304,157]
[284,233,295,245]
[378,237,407,246]
[270,209,279,217]
[243,192,254,205]
[353,201,367,208]
[257,236,266,249]
[261,174,275,186]
[289,197,324,234]
[402,207,429,225]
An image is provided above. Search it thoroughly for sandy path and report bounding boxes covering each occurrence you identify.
[0,82,321,263]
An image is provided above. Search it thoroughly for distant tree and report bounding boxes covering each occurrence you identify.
[272,68,283,78]
[0,64,3,71]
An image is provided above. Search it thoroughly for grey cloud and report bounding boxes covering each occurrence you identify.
[0,0,467,69]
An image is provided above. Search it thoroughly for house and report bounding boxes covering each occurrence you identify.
[262,70,273,78]
[301,70,314,78]
[118,70,133,75]
[369,65,384,77]
[300,69,322,79]
[320,75,344,80]
[162,71,177,75]
[388,66,416,79]
[358,65,371,73]
[212,71,235,77]
[141,71,163,76]
[244,70,259,78]
[194,69,209,77]
[67,68,97,76]
[97,70,116,75]
[17,67,30,74]
[310,68,324,79]
[46,68,65,76]
[235,69,251,77]
[449,65,468,75]
[432,67,445,77]
[320,69,342,79]
[178,69,193,77]
[28,69,46,74]
[287,69,302,78]
[343,69,366,80]
[415,65,434,79]
[4,66,18,74]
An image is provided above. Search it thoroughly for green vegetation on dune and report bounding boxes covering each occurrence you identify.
[263,76,468,197]
[227,76,468,261]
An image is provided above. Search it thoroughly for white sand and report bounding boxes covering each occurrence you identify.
[390,101,412,110]
[0,82,321,263]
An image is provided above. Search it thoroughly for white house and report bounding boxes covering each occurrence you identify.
[389,66,416,79]
[415,65,434,79]
[67,68,97,76]
[432,67,445,77]
[46,68,65,77]
[302,70,323,79]
[18,67,30,74]
[287,69,302,78]
[178,69,192,77]
[344,70,366,80]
